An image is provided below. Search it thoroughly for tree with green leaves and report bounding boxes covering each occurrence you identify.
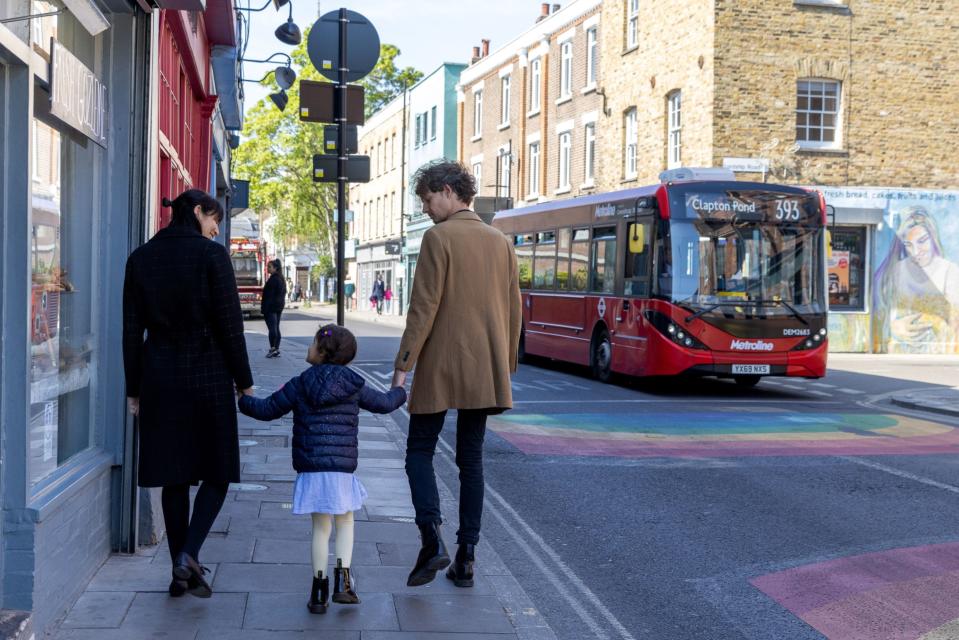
[233,33,422,257]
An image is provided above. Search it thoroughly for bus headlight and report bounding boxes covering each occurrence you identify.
[643,310,710,350]
[667,324,676,335]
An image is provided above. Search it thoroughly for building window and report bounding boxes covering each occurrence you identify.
[558,132,572,190]
[414,114,421,147]
[828,227,866,311]
[797,79,840,148]
[528,142,541,197]
[626,0,639,49]
[472,162,483,196]
[501,75,511,125]
[560,42,573,99]
[530,58,542,113]
[391,133,397,168]
[667,90,682,169]
[584,123,596,184]
[473,90,483,137]
[430,105,437,140]
[498,149,511,198]
[586,27,599,86]
[624,108,637,179]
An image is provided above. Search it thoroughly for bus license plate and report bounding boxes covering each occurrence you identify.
[732,364,770,375]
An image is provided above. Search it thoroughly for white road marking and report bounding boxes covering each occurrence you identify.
[510,399,845,405]
[807,390,833,398]
[837,456,959,496]
[838,388,864,395]
[356,370,630,640]
[811,382,835,389]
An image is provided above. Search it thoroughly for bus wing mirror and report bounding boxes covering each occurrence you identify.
[629,223,646,253]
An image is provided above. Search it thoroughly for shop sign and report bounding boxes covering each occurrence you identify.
[722,157,769,173]
[49,39,108,148]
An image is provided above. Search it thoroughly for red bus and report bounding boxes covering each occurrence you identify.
[230,237,268,317]
[492,168,828,386]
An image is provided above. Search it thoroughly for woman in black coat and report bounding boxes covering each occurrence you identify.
[123,189,254,599]
[261,259,286,357]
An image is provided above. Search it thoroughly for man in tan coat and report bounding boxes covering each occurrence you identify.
[392,161,522,588]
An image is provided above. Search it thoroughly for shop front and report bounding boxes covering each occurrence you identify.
[824,186,959,354]
[0,1,151,634]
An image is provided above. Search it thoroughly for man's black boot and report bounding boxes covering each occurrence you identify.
[407,522,450,586]
[445,543,475,588]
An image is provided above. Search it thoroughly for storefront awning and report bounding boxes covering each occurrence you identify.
[832,206,884,225]
[211,46,242,130]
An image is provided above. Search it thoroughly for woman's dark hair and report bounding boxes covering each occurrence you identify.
[314,324,357,365]
[269,259,282,272]
[413,160,477,204]
[162,189,224,231]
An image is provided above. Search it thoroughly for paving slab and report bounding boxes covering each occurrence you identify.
[151,535,256,565]
[199,631,358,640]
[115,592,246,633]
[244,592,398,631]
[252,539,380,566]
[393,595,514,634]
[86,556,219,593]
[59,592,135,629]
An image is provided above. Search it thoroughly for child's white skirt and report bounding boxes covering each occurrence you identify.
[292,472,368,515]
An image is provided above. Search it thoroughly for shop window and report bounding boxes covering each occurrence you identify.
[514,234,534,289]
[29,116,95,488]
[625,221,652,296]
[590,226,617,293]
[828,226,866,311]
[556,228,572,290]
[570,228,590,291]
[533,231,557,289]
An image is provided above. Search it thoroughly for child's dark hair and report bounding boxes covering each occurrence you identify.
[162,189,224,231]
[314,324,357,365]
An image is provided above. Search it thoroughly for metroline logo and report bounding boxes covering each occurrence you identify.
[730,339,774,351]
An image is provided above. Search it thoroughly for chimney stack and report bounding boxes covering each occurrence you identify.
[471,46,481,64]
[552,4,561,13]
[536,2,550,21]
[481,39,490,57]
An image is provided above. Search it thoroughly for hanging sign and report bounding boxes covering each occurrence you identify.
[49,39,108,148]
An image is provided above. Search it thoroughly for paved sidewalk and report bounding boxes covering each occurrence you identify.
[292,302,408,330]
[48,332,555,640]
[891,387,959,418]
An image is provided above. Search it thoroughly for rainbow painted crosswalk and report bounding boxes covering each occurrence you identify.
[489,411,959,458]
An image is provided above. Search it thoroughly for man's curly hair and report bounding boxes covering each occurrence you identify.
[413,160,477,205]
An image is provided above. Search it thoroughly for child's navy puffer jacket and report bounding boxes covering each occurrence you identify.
[238,364,406,473]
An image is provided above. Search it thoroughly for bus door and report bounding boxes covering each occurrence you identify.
[611,217,654,375]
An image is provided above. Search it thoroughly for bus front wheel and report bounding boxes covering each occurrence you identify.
[591,330,613,382]
[734,375,761,388]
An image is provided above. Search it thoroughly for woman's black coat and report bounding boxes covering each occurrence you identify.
[261,271,287,315]
[123,225,253,487]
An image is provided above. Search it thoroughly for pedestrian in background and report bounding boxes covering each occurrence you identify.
[123,189,254,599]
[392,161,522,588]
[372,273,385,315]
[262,259,286,358]
[239,324,406,614]
[384,286,393,314]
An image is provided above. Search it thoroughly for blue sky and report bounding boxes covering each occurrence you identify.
[238,0,539,116]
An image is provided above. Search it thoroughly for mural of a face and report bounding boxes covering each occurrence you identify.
[902,223,934,268]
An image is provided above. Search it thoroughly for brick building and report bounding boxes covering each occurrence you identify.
[349,96,406,313]
[458,0,603,207]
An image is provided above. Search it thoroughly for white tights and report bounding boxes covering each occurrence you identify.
[310,511,355,579]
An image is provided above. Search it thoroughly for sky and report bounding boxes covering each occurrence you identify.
[238,0,542,116]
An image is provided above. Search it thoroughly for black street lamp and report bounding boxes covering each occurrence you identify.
[237,0,302,46]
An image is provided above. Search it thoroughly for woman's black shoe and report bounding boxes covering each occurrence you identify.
[308,575,329,614]
[173,552,212,598]
[407,522,450,587]
[332,561,360,604]
[445,543,475,588]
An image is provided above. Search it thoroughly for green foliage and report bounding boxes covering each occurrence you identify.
[234,35,422,254]
[313,254,335,279]
[361,44,423,117]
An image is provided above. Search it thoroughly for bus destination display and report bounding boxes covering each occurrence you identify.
[683,191,818,224]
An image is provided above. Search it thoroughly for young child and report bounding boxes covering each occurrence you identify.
[238,324,406,614]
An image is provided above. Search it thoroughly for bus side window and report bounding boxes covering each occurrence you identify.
[590,226,617,294]
[570,228,590,292]
[514,234,534,290]
[625,221,652,296]
[533,231,557,289]
[556,228,571,290]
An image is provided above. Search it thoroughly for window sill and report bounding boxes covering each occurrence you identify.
[526,195,540,202]
[581,84,597,95]
[580,181,596,190]
[497,122,511,131]
[555,95,573,106]
[794,0,851,13]
[621,176,638,184]
[28,448,114,522]
[527,108,541,118]
[796,146,848,157]
[554,187,572,195]
[622,45,639,56]
[470,134,483,143]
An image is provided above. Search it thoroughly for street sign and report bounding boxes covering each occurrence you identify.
[313,154,370,183]
[308,9,380,83]
[299,81,365,125]
[323,124,358,154]
[385,241,401,255]
[722,157,770,173]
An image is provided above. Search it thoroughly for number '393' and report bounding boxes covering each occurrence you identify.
[775,200,801,221]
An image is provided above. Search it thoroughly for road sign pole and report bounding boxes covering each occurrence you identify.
[336,7,348,327]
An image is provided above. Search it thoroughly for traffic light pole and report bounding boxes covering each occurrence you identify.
[336,7,348,327]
